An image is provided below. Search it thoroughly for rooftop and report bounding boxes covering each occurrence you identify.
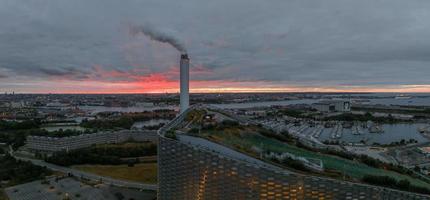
[159,105,430,194]
[419,147,430,153]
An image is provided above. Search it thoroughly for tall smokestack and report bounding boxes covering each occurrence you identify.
[180,54,190,113]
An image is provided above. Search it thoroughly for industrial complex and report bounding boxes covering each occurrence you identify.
[157,105,429,199]
[2,54,430,199]
[154,55,429,199]
[180,54,190,113]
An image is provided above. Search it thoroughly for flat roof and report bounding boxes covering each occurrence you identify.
[419,147,430,153]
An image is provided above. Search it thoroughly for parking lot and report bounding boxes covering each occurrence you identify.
[5,177,156,200]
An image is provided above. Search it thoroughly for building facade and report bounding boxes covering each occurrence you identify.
[312,100,351,113]
[158,136,428,200]
[26,130,157,152]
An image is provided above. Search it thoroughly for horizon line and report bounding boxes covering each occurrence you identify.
[2,91,430,95]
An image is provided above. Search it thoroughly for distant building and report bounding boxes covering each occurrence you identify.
[135,102,154,107]
[312,100,351,113]
[244,110,267,117]
[419,147,430,157]
[26,130,157,153]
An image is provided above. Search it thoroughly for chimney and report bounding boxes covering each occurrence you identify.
[180,54,189,113]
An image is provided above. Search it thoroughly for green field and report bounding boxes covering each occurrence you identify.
[73,163,157,184]
[197,128,430,189]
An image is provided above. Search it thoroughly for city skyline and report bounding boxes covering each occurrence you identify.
[1,0,430,93]
[2,1,430,199]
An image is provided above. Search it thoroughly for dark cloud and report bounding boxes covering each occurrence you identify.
[38,67,89,78]
[0,0,430,91]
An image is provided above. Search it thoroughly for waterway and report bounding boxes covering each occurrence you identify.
[51,97,430,144]
[364,98,430,106]
[212,97,430,109]
[211,99,319,109]
[76,96,430,115]
[318,123,429,145]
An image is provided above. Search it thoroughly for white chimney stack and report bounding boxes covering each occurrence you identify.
[180,54,189,113]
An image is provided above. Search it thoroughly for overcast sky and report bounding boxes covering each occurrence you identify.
[1,0,430,93]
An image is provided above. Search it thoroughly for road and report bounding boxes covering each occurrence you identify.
[10,147,157,191]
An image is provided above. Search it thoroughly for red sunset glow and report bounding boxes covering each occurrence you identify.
[20,64,425,94]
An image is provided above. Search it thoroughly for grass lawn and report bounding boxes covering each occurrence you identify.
[72,163,157,184]
[199,129,430,189]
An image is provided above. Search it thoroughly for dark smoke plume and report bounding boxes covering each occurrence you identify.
[130,24,187,53]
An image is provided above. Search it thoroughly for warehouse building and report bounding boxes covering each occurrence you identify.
[312,100,351,113]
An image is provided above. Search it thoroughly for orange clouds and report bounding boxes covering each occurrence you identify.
[34,65,430,94]
[33,77,430,94]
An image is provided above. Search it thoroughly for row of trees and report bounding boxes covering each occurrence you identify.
[324,112,407,123]
[362,175,430,194]
[373,139,418,147]
[273,109,305,118]
[81,117,135,130]
[0,154,51,186]
[0,120,40,131]
[81,110,176,130]
[0,129,36,149]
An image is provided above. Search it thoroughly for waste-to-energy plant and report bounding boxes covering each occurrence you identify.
[157,106,428,200]
[180,54,190,113]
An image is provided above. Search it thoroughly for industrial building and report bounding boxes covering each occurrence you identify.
[419,147,430,157]
[180,54,190,113]
[312,100,351,113]
[157,107,428,200]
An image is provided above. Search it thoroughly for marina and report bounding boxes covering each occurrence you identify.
[257,118,429,145]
